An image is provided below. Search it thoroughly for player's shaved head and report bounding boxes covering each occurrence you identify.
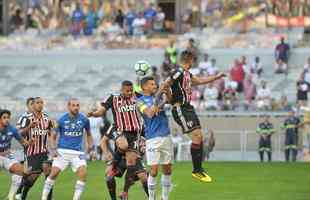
[121,80,134,98]
[33,97,44,112]
[141,76,157,95]
[67,98,80,116]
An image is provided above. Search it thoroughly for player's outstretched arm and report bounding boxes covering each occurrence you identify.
[192,72,226,86]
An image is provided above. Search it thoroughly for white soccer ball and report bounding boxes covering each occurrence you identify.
[134,60,151,77]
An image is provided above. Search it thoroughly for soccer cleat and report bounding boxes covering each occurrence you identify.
[192,171,212,183]
[119,192,128,200]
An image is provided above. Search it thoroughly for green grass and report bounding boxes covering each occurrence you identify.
[1,162,309,200]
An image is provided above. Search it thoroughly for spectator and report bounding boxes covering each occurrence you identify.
[230,59,245,93]
[84,7,99,36]
[144,3,157,33]
[240,55,248,73]
[132,12,146,36]
[278,95,291,111]
[151,66,160,85]
[222,84,237,110]
[275,37,290,64]
[250,56,263,77]
[161,53,175,80]
[71,3,84,36]
[10,9,23,31]
[153,6,165,32]
[274,59,288,74]
[304,57,310,71]
[124,7,137,35]
[296,78,308,108]
[203,83,219,110]
[165,40,177,65]
[186,38,199,65]
[26,9,39,30]
[302,58,310,85]
[256,81,271,110]
[243,76,256,110]
[198,53,211,74]
[115,9,124,29]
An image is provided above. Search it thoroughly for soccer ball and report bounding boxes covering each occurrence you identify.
[134,60,151,77]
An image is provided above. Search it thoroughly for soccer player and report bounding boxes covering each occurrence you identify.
[19,97,54,200]
[137,76,173,200]
[100,125,147,200]
[282,109,301,162]
[14,97,34,200]
[88,80,149,198]
[159,50,225,182]
[0,109,29,200]
[41,98,94,200]
[256,115,275,162]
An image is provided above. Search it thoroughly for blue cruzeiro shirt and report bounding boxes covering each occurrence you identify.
[56,113,90,152]
[0,124,22,152]
[137,95,170,140]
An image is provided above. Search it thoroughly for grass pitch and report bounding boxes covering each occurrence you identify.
[0,162,309,200]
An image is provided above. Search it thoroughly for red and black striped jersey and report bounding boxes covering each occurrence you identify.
[169,68,193,105]
[20,112,53,156]
[101,94,142,132]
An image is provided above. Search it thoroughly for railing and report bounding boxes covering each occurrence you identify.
[176,130,296,162]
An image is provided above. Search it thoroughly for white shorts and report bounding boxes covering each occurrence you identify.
[0,154,19,171]
[146,136,173,166]
[52,149,87,173]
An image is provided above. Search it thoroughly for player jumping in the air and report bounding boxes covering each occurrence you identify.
[18,97,54,200]
[88,80,149,199]
[41,98,94,200]
[100,125,147,200]
[159,50,225,182]
[0,109,29,200]
[137,77,173,200]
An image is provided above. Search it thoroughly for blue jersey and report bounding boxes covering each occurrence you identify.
[72,9,84,23]
[137,95,170,140]
[56,113,90,152]
[125,11,136,26]
[0,124,22,152]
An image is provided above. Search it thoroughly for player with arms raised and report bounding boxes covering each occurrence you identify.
[159,50,225,182]
[137,76,173,200]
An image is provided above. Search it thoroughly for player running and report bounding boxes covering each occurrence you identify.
[137,76,173,200]
[18,97,54,200]
[158,50,225,182]
[100,125,147,200]
[41,98,94,200]
[0,109,29,200]
[88,80,149,199]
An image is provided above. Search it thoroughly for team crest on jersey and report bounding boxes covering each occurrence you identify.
[187,121,193,128]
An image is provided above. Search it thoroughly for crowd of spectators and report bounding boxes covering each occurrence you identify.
[10,1,166,37]
[158,37,306,112]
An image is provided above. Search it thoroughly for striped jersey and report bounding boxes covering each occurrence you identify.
[20,112,53,156]
[169,68,193,105]
[101,94,142,132]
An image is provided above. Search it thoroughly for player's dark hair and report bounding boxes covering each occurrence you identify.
[0,109,11,118]
[122,80,133,87]
[26,97,34,106]
[180,50,194,63]
[140,76,155,86]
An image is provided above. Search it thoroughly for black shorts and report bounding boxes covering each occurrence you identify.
[123,131,140,152]
[26,153,49,173]
[172,103,201,134]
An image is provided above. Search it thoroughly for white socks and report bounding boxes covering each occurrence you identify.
[8,174,22,200]
[148,174,172,200]
[148,175,157,200]
[73,180,86,200]
[41,177,55,200]
[161,175,172,200]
